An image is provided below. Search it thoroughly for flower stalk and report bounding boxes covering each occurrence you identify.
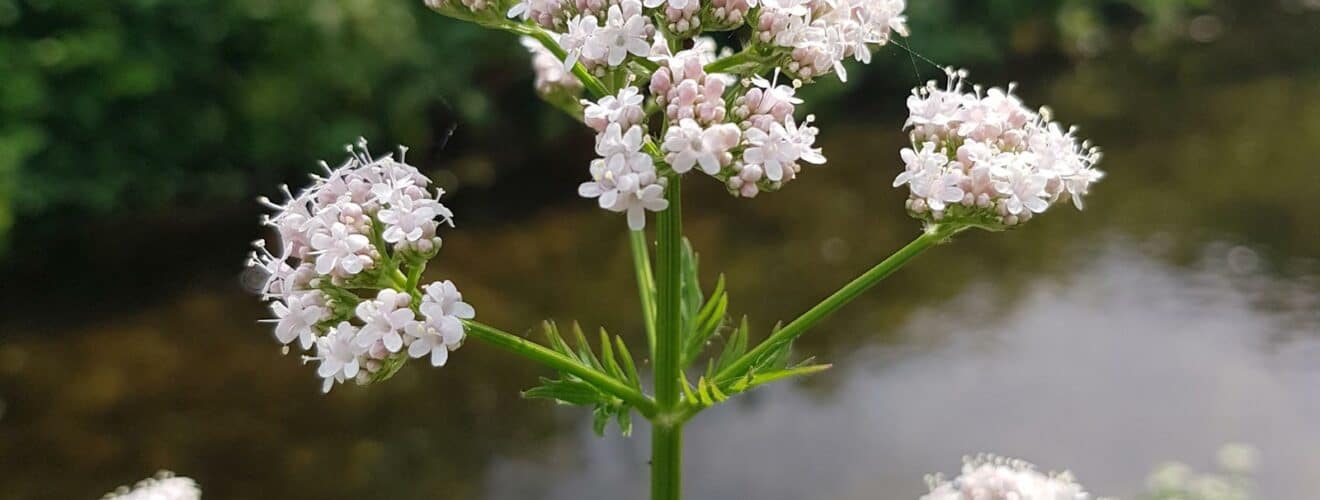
[708,223,965,390]
[651,175,685,500]
[630,230,658,355]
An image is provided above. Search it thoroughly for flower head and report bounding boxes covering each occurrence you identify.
[895,70,1103,228]
[101,471,201,500]
[921,454,1091,500]
[249,139,474,393]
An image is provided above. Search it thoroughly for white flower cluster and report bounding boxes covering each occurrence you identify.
[442,0,910,225]
[895,69,1104,227]
[920,455,1091,500]
[575,50,831,227]
[101,471,201,500]
[755,0,909,81]
[248,140,475,393]
[512,0,658,75]
[577,92,669,230]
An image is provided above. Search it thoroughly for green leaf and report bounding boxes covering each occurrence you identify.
[525,320,644,437]
[679,237,704,336]
[599,328,625,382]
[681,374,733,409]
[729,364,833,392]
[592,406,611,436]
[682,274,727,366]
[570,322,603,371]
[614,335,642,389]
[523,377,608,406]
[616,408,633,437]
[541,321,575,359]
[714,316,750,374]
[754,322,793,372]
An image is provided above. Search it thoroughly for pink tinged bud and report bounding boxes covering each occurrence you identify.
[740,182,759,198]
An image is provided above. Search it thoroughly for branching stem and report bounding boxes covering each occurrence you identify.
[462,320,659,416]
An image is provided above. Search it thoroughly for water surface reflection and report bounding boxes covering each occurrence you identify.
[488,242,1320,499]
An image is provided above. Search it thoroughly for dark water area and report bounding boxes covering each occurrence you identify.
[2,4,1319,499]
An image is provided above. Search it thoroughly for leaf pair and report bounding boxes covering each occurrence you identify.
[677,238,732,367]
[522,321,642,436]
[673,241,833,411]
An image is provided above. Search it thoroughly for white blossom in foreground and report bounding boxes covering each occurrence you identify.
[248,139,474,393]
[101,471,201,500]
[584,86,645,132]
[920,454,1091,500]
[896,69,1104,228]
[576,98,670,230]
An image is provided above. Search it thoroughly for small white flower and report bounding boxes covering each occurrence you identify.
[420,280,475,323]
[313,322,367,393]
[309,222,371,276]
[894,142,947,188]
[246,240,297,299]
[355,289,418,353]
[744,120,801,182]
[377,197,444,244]
[579,159,625,209]
[996,161,1050,215]
[561,15,600,70]
[613,175,669,230]
[413,280,475,366]
[749,73,804,115]
[586,4,651,67]
[912,167,965,213]
[662,119,741,175]
[266,292,326,349]
[784,115,825,165]
[583,86,645,132]
[595,123,650,174]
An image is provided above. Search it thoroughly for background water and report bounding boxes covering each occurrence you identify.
[1,3,1319,499]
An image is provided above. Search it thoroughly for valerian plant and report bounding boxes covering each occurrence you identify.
[246,0,1105,498]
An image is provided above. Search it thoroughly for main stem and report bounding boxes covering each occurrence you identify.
[652,176,684,500]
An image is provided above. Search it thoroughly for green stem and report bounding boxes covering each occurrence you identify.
[630,230,659,358]
[507,23,610,98]
[390,268,409,290]
[463,319,658,417]
[652,176,684,500]
[710,223,964,387]
[651,421,683,500]
[405,260,426,290]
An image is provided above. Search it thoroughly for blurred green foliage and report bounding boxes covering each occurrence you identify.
[0,0,524,238]
[0,0,1211,247]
